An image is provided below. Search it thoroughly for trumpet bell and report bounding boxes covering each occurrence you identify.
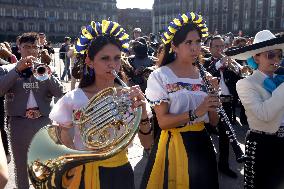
[240,65,253,77]
[33,64,51,81]
[27,87,142,188]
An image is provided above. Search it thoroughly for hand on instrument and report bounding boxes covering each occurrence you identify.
[220,56,231,67]
[15,56,37,72]
[206,75,219,91]
[128,85,148,117]
[195,94,220,117]
[40,49,51,64]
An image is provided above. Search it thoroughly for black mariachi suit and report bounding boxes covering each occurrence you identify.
[203,56,241,170]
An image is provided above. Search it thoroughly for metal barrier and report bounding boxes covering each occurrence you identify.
[50,49,67,80]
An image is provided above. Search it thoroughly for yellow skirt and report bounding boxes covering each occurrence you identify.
[61,150,129,189]
[146,122,205,189]
[141,122,219,189]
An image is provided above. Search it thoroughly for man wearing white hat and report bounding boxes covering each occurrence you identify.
[225,30,284,189]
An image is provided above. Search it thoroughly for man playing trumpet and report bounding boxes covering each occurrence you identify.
[203,35,244,178]
[0,32,64,188]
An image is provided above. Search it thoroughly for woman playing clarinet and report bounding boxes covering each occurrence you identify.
[140,12,220,189]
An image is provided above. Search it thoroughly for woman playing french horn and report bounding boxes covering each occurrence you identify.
[49,20,153,188]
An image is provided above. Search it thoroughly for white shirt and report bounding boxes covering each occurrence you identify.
[258,70,284,126]
[49,88,88,150]
[236,70,284,133]
[145,66,209,124]
[26,90,38,109]
[215,60,231,95]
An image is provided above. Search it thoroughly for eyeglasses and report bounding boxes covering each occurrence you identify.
[266,50,283,60]
[22,45,40,50]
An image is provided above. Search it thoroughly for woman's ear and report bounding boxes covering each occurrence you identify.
[171,42,177,53]
[85,56,93,68]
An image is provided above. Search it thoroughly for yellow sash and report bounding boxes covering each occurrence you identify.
[146,122,205,189]
[62,150,129,189]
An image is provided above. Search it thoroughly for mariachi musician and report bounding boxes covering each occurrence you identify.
[0,32,64,189]
[203,35,242,178]
[226,30,284,189]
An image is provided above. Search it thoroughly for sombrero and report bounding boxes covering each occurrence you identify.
[225,30,284,60]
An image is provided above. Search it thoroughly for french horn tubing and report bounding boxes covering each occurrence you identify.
[27,70,142,188]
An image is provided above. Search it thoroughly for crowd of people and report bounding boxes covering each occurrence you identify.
[0,11,284,189]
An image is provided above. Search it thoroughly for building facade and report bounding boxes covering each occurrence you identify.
[153,0,284,36]
[0,0,118,42]
[118,8,152,39]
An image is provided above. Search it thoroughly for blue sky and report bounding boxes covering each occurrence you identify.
[116,0,154,9]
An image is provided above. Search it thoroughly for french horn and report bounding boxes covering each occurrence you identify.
[27,70,142,188]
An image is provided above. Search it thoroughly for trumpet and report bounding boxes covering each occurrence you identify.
[220,54,241,74]
[220,54,253,77]
[33,61,51,81]
[240,65,253,77]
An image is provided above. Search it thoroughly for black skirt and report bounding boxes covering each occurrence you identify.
[140,128,219,189]
[244,130,284,189]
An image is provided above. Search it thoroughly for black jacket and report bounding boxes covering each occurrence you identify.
[203,56,241,97]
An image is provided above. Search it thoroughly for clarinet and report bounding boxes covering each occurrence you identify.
[194,58,246,163]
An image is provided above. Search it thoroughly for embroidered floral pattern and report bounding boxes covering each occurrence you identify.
[165,82,207,94]
[73,110,83,121]
[148,82,206,107]
[25,109,42,119]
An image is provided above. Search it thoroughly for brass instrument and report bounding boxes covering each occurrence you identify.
[240,65,253,77]
[221,54,253,77]
[33,47,52,81]
[27,70,142,188]
[33,61,51,81]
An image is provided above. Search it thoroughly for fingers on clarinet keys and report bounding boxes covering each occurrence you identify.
[209,77,219,90]
[207,95,221,109]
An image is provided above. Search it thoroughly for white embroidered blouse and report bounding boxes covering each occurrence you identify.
[50,87,152,150]
[49,88,90,150]
[145,66,209,124]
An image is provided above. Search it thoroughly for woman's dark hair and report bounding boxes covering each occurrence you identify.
[72,35,126,88]
[159,23,202,67]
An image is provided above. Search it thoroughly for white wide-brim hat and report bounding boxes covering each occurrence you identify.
[225,30,284,60]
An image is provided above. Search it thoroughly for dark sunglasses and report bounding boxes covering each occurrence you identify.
[266,50,283,60]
